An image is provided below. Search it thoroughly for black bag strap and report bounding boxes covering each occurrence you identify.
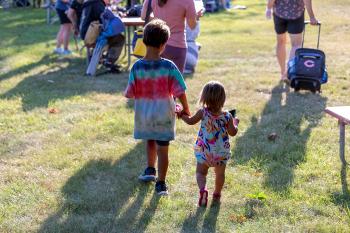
[144,0,152,24]
[302,21,321,49]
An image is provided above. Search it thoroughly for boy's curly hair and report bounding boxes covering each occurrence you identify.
[143,19,170,48]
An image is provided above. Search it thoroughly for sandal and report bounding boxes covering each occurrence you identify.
[198,189,208,207]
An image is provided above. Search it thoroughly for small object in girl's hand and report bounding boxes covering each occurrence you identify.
[175,104,182,113]
[229,109,236,118]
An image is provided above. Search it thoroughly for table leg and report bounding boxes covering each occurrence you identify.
[339,121,349,196]
[127,26,131,70]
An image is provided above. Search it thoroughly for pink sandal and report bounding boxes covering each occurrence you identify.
[198,189,208,207]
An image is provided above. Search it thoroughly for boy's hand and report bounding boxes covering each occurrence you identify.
[266,8,272,20]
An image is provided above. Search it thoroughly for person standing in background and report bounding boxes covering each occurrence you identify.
[54,0,73,55]
[266,0,318,81]
[141,0,203,73]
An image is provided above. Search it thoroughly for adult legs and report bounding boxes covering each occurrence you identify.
[289,33,303,60]
[107,34,125,65]
[276,33,287,80]
[62,23,72,51]
[56,25,64,49]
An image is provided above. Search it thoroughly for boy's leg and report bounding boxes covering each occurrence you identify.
[213,165,226,196]
[147,140,157,168]
[138,140,157,182]
[155,142,169,195]
[157,144,169,182]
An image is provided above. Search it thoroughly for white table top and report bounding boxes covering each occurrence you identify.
[325,106,350,124]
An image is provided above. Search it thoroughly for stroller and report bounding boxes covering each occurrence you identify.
[287,22,328,93]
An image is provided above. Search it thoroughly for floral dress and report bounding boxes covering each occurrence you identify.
[194,108,231,167]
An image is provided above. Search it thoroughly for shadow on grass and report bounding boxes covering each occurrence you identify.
[38,142,160,233]
[0,54,129,111]
[233,84,327,192]
[180,203,221,233]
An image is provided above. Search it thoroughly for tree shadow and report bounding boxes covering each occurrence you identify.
[233,84,327,192]
[38,142,160,233]
[0,54,129,111]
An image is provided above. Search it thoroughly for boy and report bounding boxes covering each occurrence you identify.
[124,19,190,195]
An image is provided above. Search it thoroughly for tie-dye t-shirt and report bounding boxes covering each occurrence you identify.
[274,0,305,20]
[194,108,232,167]
[125,58,187,141]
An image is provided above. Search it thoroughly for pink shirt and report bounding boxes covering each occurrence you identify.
[142,0,197,48]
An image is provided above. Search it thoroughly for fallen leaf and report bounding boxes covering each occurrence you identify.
[48,108,59,114]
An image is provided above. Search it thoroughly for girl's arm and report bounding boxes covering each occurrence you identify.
[181,109,203,125]
[227,116,239,136]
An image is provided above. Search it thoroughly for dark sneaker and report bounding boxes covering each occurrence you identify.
[155,181,168,196]
[138,167,156,182]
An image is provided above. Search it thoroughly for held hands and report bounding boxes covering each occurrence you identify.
[265,8,272,20]
[196,9,204,20]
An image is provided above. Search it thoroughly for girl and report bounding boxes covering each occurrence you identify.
[180,81,239,207]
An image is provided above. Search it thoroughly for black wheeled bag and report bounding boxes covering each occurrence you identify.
[287,22,328,93]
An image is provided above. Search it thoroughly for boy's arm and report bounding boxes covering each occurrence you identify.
[227,116,239,136]
[181,109,203,125]
[177,93,190,116]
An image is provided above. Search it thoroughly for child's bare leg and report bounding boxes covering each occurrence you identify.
[146,140,157,168]
[157,145,169,181]
[214,165,226,195]
[196,163,209,190]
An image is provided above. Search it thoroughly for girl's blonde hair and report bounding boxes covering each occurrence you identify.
[199,81,226,112]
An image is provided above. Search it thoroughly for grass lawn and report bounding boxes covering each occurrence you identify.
[1,0,350,232]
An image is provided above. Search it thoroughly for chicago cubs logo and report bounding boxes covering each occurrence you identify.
[304,60,315,68]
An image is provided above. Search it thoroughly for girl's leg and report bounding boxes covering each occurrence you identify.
[147,140,157,168]
[213,165,226,196]
[276,33,287,80]
[196,163,209,206]
[196,163,209,190]
[62,23,72,51]
[157,145,169,181]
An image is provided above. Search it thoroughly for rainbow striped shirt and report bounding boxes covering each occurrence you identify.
[125,58,187,141]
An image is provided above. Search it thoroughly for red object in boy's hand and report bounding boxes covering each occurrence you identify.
[175,104,183,118]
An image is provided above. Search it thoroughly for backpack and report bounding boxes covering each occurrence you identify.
[84,21,102,47]
[287,22,328,93]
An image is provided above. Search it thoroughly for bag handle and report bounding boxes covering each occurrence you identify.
[144,0,153,25]
[302,21,321,49]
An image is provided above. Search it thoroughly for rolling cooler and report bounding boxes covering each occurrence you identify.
[287,22,328,93]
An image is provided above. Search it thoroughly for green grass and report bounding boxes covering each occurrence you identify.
[1,1,350,232]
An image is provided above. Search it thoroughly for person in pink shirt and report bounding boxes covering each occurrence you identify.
[141,0,202,73]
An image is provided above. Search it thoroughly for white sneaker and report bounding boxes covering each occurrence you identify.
[61,50,72,56]
[53,47,63,54]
